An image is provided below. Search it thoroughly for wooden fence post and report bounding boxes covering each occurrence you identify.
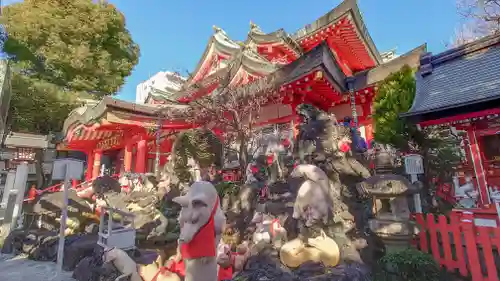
[461,212,482,281]
[450,212,468,276]
[427,213,441,264]
[477,226,498,281]
[438,215,453,270]
[415,213,428,252]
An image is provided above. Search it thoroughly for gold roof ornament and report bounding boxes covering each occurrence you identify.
[250,21,259,30]
[212,25,221,32]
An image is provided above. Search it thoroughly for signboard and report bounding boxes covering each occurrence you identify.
[404,154,424,175]
[52,158,84,180]
[96,131,124,150]
[0,151,15,160]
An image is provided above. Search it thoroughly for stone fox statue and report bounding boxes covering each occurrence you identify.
[173,181,226,281]
[290,164,332,227]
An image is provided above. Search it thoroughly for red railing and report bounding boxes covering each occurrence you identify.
[413,212,500,281]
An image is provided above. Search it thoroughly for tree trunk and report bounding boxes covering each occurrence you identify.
[35,148,45,188]
[238,134,248,181]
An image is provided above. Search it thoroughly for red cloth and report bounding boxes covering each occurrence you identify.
[270,219,280,236]
[165,259,233,280]
[218,266,233,280]
[180,198,219,259]
[27,187,37,202]
[266,155,274,165]
[251,165,258,174]
[281,138,291,147]
[165,259,186,277]
[339,142,351,153]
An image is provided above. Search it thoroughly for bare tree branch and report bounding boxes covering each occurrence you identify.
[158,71,282,178]
[452,0,500,46]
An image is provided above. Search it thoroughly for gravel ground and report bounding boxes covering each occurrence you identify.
[0,254,76,281]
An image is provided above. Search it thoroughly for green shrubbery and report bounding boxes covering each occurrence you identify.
[374,248,442,281]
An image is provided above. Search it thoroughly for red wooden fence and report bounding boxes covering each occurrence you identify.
[413,212,500,281]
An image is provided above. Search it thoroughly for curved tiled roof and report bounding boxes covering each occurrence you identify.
[292,0,382,65]
[401,34,500,122]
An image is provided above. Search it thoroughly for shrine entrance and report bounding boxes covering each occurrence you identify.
[101,149,123,176]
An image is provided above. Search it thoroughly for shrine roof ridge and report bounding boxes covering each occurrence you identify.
[291,0,381,64]
[401,33,500,122]
[62,97,188,135]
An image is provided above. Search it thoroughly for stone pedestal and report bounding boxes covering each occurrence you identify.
[369,219,416,253]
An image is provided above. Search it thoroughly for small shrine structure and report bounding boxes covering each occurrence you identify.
[59,0,426,182]
[402,33,500,225]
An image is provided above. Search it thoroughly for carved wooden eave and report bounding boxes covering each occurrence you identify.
[177,45,278,102]
[292,0,382,74]
[246,22,303,64]
[186,26,241,85]
[146,86,184,104]
[227,46,278,87]
[62,97,191,145]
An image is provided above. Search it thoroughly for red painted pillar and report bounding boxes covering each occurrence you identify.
[467,129,489,206]
[365,123,374,147]
[92,150,102,179]
[85,150,94,181]
[124,143,133,172]
[135,139,147,173]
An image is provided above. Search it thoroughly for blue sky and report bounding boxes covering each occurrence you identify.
[3,0,461,101]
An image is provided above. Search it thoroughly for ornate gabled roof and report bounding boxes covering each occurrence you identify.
[276,41,347,93]
[63,97,191,140]
[178,43,278,102]
[187,26,241,85]
[401,34,500,123]
[292,0,382,73]
[227,45,278,87]
[145,72,186,104]
[247,22,303,64]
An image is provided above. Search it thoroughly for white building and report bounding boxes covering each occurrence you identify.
[135,71,186,104]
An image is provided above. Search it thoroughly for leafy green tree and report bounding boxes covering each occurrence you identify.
[372,65,461,213]
[373,65,418,150]
[2,0,140,134]
[1,0,139,188]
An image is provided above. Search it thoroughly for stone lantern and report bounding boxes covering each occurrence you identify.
[357,174,421,252]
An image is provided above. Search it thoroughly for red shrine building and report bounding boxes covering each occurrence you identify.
[59,0,425,181]
[402,34,500,222]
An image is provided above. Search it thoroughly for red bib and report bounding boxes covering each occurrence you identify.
[218,265,233,280]
[180,198,219,259]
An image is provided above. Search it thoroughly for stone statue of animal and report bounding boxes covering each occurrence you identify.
[251,212,287,249]
[289,164,331,227]
[102,247,141,281]
[232,242,250,274]
[173,181,226,281]
[279,230,340,268]
[139,263,181,281]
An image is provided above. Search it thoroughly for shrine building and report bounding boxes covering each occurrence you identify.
[402,33,500,222]
[59,0,426,181]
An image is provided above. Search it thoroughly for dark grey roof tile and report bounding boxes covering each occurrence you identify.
[408,45,500,115]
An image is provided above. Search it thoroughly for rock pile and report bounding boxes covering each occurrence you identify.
[234,250,372,281]
[1,230,98,271]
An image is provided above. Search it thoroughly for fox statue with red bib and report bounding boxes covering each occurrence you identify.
[173,181,226,281]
